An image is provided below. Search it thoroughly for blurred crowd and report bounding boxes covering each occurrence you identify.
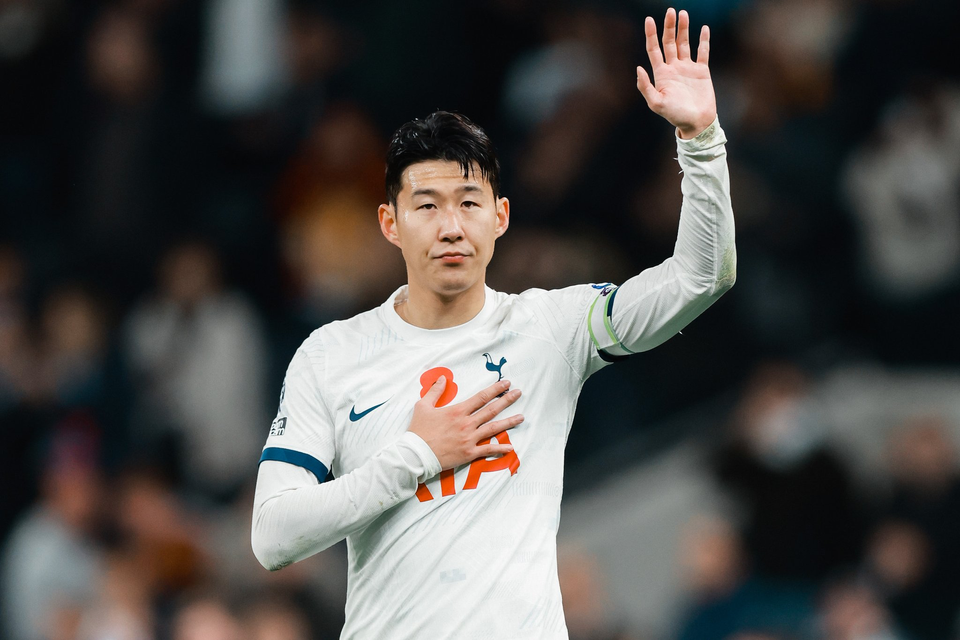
[671,364,960,640]
[1,0,958,638]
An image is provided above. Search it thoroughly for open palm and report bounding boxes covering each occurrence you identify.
[637,8,717,139]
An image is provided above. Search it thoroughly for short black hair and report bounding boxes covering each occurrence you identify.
[385,111,500,208]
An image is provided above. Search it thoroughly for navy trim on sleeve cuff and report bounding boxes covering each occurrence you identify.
[259,447,329,483]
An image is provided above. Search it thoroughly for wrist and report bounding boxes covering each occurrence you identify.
[677,114,717,140]
[398,432,442,482]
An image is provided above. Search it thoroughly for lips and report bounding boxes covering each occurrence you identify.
[434,251,470,263]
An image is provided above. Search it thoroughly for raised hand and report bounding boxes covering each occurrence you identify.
[408,376,523,470]
[637,8,717,139]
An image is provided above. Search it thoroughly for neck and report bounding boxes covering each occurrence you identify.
[397,279,486,329]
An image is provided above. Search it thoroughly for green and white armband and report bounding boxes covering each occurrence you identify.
[587,284,635,362]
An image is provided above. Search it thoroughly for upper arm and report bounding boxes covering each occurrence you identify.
[588,262,732,358]
[259,340,337,483]
[521,284,616,381]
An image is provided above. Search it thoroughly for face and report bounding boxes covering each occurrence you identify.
[379,160,509,299]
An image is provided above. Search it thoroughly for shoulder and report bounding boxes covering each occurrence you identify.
[494,282,612,343]
[294,305,391,375]
[514,282,612,314]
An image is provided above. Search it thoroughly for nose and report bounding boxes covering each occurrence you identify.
[437,206,464,242]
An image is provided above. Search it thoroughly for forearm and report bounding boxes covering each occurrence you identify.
[670,117,735,290]
[591,118,735,356]
[251,432,440,570]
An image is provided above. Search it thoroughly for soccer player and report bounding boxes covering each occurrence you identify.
[252,8,734,638]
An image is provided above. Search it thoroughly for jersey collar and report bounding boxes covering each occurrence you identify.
[380,285,498,344]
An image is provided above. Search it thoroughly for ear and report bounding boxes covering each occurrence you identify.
[379,203,402,249]
[494,196,510,238]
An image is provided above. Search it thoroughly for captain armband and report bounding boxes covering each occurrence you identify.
[586,285,636,363]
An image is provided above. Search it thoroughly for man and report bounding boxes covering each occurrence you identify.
[252,9,735,639]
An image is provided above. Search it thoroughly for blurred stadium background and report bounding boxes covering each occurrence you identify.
[1,0,959,638]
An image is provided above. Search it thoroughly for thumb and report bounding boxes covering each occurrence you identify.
[636,66,661,111]
[424,375,446,406]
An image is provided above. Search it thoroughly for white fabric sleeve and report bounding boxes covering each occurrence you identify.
[251,431,441,571]
[586,117,736,360]
[252,337,442,570]
[259,344,336,480]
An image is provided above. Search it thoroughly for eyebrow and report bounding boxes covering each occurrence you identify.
[411,185,485,197]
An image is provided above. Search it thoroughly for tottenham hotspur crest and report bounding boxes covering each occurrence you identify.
[483,352,507,381]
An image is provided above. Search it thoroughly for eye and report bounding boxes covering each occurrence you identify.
[418,203,437,210]
[462,201,478,208]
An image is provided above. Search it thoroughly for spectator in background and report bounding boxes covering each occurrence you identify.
[860,520,938,640]
[72,5,171,301]
[75,546,156,640]
[171,594,244,640]
[112,466,208,600]
[841,81,960,362]
[714,363,864,583]
[36,284,132,469]
[1,426,105,640]
[558,547,635,640]
[500,7,609,133]
[816,580,904,640]
[860,416,960,639]
[1,277,130,541]
[199,0,288,119]
[123,241,267,499]
[274,102,404,323]
[242,594,314,640]
[882,417,960,569]
[37,285,109,408]
[843,82,960,301]
[674,516,813,640]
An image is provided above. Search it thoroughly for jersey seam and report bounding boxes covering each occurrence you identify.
[544,293,597,384]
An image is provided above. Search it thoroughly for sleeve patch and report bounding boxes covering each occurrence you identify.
[269,417,287,436]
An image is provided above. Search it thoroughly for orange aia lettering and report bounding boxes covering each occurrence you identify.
[417,366,457,502]
[415,368,521,502]
[463,431,520,490]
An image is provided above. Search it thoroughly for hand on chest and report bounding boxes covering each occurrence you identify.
[334,344,523,478]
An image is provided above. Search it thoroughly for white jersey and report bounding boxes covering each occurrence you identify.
[252,119,735,640]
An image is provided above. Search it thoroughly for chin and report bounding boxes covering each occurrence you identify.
[433,273,479,297]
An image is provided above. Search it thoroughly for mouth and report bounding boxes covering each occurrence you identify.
[435,252,470,264]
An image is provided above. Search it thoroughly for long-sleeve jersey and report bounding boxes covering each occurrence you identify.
[251,118,735,639]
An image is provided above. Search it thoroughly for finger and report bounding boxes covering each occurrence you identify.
[478,414,524,441]
[696,25,710,66]
[476,444,514,458]
[662,8,677,63]
[422,375,447,406]
[636,66,661,110]
[472,388,521,426]
[462,379,511,413]
[476,439,515,458]
[644,16,663,69]
[677,10,691,60]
